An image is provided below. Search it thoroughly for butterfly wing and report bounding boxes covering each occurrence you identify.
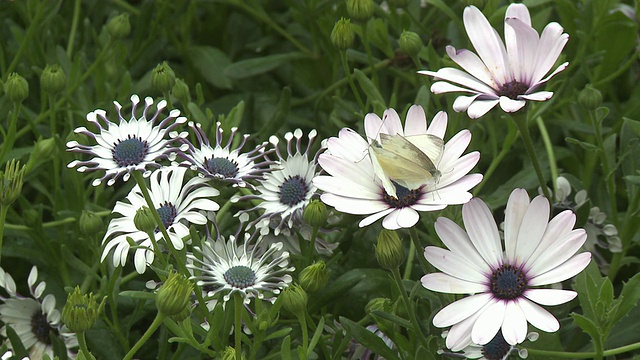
[403,134,444,163]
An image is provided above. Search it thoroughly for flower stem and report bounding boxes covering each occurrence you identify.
[536,116,558,197]
[390,267,430,351]
[297,312,309,357]
[123,312,166,360]
[473,121,518,195]
[0,103,20,165]
[77,331,92,359]
[587,108,618,224]
[402,239,415,280]
[234,293,243,360]
[525,340,640,358]
[0,205,8,263]
[340,50,365,111]
[511,113,551,200]
[409,227,432,275]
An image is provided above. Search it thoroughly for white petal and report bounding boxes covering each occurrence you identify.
[517,297,559,332]
[511,195,550,266]
[404,105,428,136]
[504,188,530,261]
[528,252,591,286]
[466,99,500,119]
[462,198,503,268]
[421,273,486,294]
[471,299,505,345]
[433,293,493,327]
[501,300,528,345]
[524,288,577,306]
[498,97,527,112]
[423,247,488,283]
[434,217,490,274]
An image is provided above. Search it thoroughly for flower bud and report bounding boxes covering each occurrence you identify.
[365,297,394,332]
[375,230,404,270]
[133,206,157,234]
[40,64,67,95]
[171,78,191,105]
[281,284,308,316]
[156,271,193,316]
[106,13,131,40]
[0,159,26,206]
[171,306,191,322]
[152,62,176,94]
[579,84,603,110]
[222,346,245,360]
[303,199,328,228]
[330,18,355,51]
[299,261,329,293]
[79,210,104,237]
[346,0,375,22]
[4,72,29,103]
[62,286,105,333]
[399,30,422,58]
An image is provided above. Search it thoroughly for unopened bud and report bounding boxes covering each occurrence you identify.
[346,0,375,22]
[0,159,26,206]
[133,206,157,234]
[299,261,329,293]
[399,31,422,58]
[4,73,29,103]
[578,84,603,110]
[106,13,131,40]
[375,229,404,270]
[41,64,67,95]
[330,18,355,51]
[303,200,328,228]
[152,62,176,93]
[281,284,308,316]
[156,271,193,316]
[62,286,105,333]
[79,211,104,237]
[171,78,191,105]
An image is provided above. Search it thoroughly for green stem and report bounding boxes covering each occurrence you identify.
[0,103,20,165]
[5,2,46,75]
[511,113,551,200]
[402,238,415,280]
[525,340,640,358]
[360,21,379,87]
[340,50,366,111]
[390,267,430,351]
[298,313,309,357]
[77,331,91,359]
[66,0,82,58]
[123,312,166,360]
[409,227,431,275]
[587,108,618,224]
[234,293,243,360]
[0,205,8,263]
[5,216,78,230]
[536,116,558,197]
[473,122,518,195]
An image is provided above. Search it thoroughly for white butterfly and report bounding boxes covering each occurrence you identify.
[369,133,444,198]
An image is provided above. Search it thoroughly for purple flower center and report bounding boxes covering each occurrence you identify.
[205,157,238,178]
[156,201,177,229]
[481,330,512,360]
[279,175,309,206]
[490,264,527,300]
[112,136,150,167]
[31,310,55,345]
[383,183,421,208]
[498,81,529,100]
[223,265,256,289]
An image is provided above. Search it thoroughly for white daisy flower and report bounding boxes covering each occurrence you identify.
[438,330,535,360]
[421,188,591,349]
[66,94,188,186]
[187,232,294,304]
[177,121,274,188]
[419,4,569,119]
[0,266,78,359]
[313,105,482,230]
[233,129,320,236]
[102,166,220,274]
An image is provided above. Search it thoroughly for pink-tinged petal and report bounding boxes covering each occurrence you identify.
[521,91,553,101]
[313,175,380,198]
[526,229,587,276]
[453,94,481,112]
[359,208,395,227]
[462,198,503,268]
[511,195,550,266]
[518,298,559,332]
[499,97,527,112]
[436,153,481,189]
[364,113,384,141]
[524,288,577,306]
[433,293,493,327]
[421,273,487,294]
[505,3,531,26]
[525,210,576,265]
[434,217,489,272]
[381,108,404,135]
[404,105,428,136]
[466,99,500,119]
[528,252,591,286]
[446,312,483,351]
[424,246,489,283]
[463,6,510,86]
[326,128,370,161]
[410,203,447,212]
[531,23,568,85]
[529,62,568,93]
[384,206,420,229]
[424,68,498,95]
[432,174,483,199]
[440,129,472,165]
[472,300,506,345]
[426,111,448,138]
[501,300,528,345]
[320,193,387,214]
[317,155,376,187]
[504,188,530,261]
[505,17,539,85]
[446,46,496,89]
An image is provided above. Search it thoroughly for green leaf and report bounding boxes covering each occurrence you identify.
[307,316,325,356]
[280,335,292,360]
[610,272,640,325]
[571,313,601,341]
[5,325,28,359]
[370,310,412,329]
[186,46,232,89]
[61,245,101,282]
[623,117,640,138]
[255,87,291,139]
[566,137,599,151]
[118,290,155,301]
[264,327,292,341]
[354,69,386,111]
[340,317,401,360]
[224,53,307,79]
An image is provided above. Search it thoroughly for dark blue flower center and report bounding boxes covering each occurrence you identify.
[156,201,177,229]
[223,265,257,289]
[31,311,56,345]
[481,330,512,360]
[498,81,529,100]
[205,157,238,178]
[279,175,309,206]
[112,136,150,167]
[490,264,527,300]
[383,182,421,208]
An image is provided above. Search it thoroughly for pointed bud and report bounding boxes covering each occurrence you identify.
[79,211,104,237]
[299,261,329,293]
[106,13,131,40]
[0,159,26,206]
[133,206,157,234]
[375,230,404,270]
[222,346,245,360]
[346,0,375,22]
[281,284,308,316]
[330,18,355,51]
[171,78,191,105]
[303,199,328,228]
[152,62,176,93]
[365,297,394,332]
[41,64,67,95]
[156,271,193,316]
[62,286,105,333]
[4,72,29,104]
[399,31,422,58]
[579,84,603,110]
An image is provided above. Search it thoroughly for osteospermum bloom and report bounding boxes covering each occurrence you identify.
[439,330,536,360]
[177,121,274,188]
[66,94,188,186]
[0,266,78,359]
[102,166,220,274]
[187,233,294,304]
[419,4,569,119]
[421,188,591,349]
[313,105,482,229]
[233,129,321,236]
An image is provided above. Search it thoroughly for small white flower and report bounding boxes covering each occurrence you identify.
[66,94,188,186]
[187,233,294,304]
[0,266,78,359]
[419,4,569,119]
[421,188,591,349]
[102,166,219,274]
[314,105,482,230]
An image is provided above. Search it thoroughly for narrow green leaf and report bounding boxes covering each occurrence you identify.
[370,310,412,329]
[340,317,401,360]
[224,53,307,79]
[610,272,640,325]
[5,325,28,359]
[354,69,386,108]
[61,245,101,282]
[307,316,325,356]
[118,290,155,301]
[280,335,291,360]
[565,137,599,151]
[264,327,292,341]
[186,46,232,89]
